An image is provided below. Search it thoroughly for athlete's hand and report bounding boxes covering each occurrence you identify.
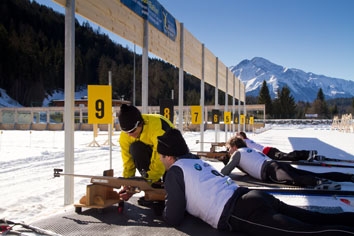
[118,186,135,201]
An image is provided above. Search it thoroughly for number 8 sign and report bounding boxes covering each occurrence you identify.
[88,85,112,124]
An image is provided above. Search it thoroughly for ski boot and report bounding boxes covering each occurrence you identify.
[137,197,165,216]
[314,179,341,190]
[313,155,326,161]
[307,150,318,161]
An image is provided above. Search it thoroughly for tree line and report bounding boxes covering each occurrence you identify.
[0,0,353,119]
[254,80,354,119]
[0,0,220,107]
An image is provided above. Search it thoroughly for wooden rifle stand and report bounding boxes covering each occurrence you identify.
[74,169,121,213]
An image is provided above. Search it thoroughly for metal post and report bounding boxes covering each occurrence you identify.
[142,20,149,113]
[224,69,228,141]
[215,57,219,142]
[238,82,241,132]
[133,44,136,106]
[108,71,112,169]
[232,74,236,133]
[178,23,184,132]
[64,0,75,205]
[200,44,205,151]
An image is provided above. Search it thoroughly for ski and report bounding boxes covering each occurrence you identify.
[247,186,354,196]
[0,219,61,236]
[278,160,354,169]
[312,155,354,164]
[335,196,354,207]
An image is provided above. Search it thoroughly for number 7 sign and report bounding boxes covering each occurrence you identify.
[88,85,112,124]
[190,106,202,124]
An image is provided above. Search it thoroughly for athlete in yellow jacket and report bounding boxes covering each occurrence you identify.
[118,104,174,200]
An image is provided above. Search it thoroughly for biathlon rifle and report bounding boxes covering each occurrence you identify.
[196,140,226,152]
[195,151,230,165]
[53,169,166,201]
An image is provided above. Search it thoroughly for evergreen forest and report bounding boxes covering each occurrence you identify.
[0,0,221,107]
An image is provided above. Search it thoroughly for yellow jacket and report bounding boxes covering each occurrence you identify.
[119,114,174,183]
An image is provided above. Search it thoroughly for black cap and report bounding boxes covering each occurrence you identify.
[157,128,189,157]
[118,104,144,132]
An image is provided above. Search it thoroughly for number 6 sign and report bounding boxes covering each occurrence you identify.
[88,85,112,124]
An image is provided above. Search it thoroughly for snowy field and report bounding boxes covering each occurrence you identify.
[1,125,354,224]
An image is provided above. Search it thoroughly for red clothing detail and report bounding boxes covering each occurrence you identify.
[263,146,271,155]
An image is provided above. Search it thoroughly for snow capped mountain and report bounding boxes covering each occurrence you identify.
[0,89,87,108]
[230,57,354,102]
[1,57,353,107]
[0,88,23,107]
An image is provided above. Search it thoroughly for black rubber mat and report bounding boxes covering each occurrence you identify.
[32,197,239,236]
[31,174,349,235]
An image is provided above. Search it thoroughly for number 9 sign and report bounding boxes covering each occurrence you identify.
[88,85,112,124]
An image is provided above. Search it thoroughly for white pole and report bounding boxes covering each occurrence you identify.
[108,71,112,169]
[178,23,184,132]
[64,0,75,205]
[142,20,148,113]
[133,44,136,106]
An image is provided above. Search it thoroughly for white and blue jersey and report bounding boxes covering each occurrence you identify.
[164,156,238,229]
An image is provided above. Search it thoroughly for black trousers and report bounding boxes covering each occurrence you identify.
[267,147,310,161]
[266,161,353,187]
[129,141,153,179]
[229,189,354,236]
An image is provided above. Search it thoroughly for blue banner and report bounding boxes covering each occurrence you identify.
[121,0,177,41]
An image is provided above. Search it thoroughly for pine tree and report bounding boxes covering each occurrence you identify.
[277,86,296,119]
[258,80,272,117]
[317,88,325,101]
[312,88,329,118]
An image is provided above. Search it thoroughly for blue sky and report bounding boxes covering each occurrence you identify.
[35,0,354,82]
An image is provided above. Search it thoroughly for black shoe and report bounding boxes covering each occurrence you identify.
[307,150,313,161]
[313,155,325,161]
[152,201,165,216]
[307,150,318,161]
[138,196,153,207]
[315,179,341,190]
[137,197,165,216]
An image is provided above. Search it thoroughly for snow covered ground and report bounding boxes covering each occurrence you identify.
[1,125,354,224]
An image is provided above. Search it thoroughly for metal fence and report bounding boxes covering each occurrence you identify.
[0,105,265,131]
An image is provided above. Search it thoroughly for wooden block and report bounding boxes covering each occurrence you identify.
[86,184,107,206]
[103,169,114,177]
[79,195,87,205]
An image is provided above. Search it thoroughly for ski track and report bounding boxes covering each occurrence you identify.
[0,127,354,224]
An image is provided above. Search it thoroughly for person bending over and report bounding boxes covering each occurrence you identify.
[157,128,354,236]
[117,104,174,201]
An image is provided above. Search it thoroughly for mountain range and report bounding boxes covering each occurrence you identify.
[2,56,354,107]
[230,57,354,102]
